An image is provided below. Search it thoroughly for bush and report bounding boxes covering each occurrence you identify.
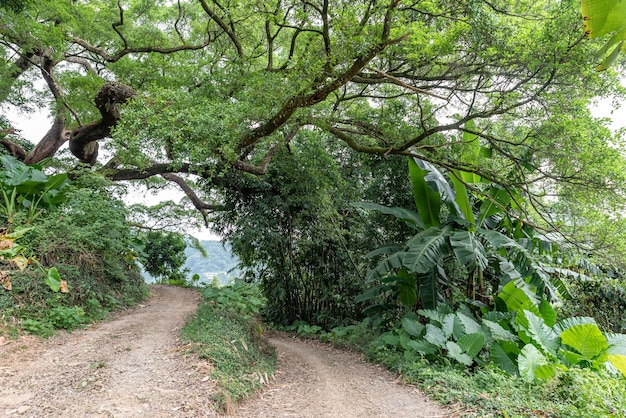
[0,174,148,336]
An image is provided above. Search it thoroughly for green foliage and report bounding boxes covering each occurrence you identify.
[181,281,275,412]
[1,174,148,335]
[135,230,190,285]
[213,137,373,328]
[0,155,68,224]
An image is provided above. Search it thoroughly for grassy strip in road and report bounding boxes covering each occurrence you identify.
[180,280,276,413]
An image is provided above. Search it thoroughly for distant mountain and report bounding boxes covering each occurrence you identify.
[184,240,240,285]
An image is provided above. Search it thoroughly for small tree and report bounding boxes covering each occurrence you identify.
[139,231,189,284]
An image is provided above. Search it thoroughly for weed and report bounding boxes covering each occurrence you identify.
[181,281,276,413]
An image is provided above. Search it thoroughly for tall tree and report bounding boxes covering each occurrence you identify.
[1,0,624,254]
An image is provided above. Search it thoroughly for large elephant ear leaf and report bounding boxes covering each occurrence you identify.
[560,324,608,360]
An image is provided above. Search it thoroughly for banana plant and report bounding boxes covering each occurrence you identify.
[356,152,569,311]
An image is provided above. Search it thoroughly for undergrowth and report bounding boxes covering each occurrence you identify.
[180,280,276,414]
[286,318,626,417]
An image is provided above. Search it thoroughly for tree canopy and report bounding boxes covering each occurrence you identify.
[1,0,625,255]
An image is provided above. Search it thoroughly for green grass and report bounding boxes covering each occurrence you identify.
[180,283,276,413]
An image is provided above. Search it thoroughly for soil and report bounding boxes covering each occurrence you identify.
[0,285,452,418]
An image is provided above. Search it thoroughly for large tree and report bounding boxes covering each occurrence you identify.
[1,0,624,249]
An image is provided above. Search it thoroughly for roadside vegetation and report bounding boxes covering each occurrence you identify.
[4,1,626,417]
[180,280,276,414]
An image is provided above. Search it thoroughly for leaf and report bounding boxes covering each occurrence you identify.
[538,299,557,328]
[518,344,549,382]
[534,364,564,380]
[516,310,559,356]
[458,332,485,358]
[483,319,517,342]
[560,324,609,360]
[446,341,473,366]
[403,226,451,274]
[497,280,533,313]
[450,230,488,270]
[366,251,404,282]
[442,313,465,339]
[607,333,626,356]
[450,173,476,224]
[457,312,482,335]
[424,324,447,348]
[581,0,626,38]
[401,317,425,337]
[417,270,437,309]
[59,280,69,293]
[406,338,438,355]
[1,271,11,290]
[477,186,510,227]
[44,267,62,293]
[10,255,28,271]
[608,354,626,378]
[553,317,597,335]
[408,157,441,228]
[397,270,417,307]
[351,202,424,229]
[491,341,519,375]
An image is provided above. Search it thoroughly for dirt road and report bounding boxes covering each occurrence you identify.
[0,285,450,418]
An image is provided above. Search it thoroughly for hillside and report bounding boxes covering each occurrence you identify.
[184,240,240,285]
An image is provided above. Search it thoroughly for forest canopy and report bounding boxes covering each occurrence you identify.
[1,0,625,262]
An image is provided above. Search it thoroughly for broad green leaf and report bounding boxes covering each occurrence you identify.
[354,286,382,303]
[403,226,451,274]
[477,186,510,227]
[518,344,548,382]
[44,267,62,293]
[401,317,425,338]
[351,202,424,229]
[491,341,519,375]
[424,324,447,348]
[458,333,485,358]
[456,312,482,335]
[418,270,437,309]
[442,313,465,339]
[446,341,473,366]
[607,333,626,355]
[450,230,488,270]
[534,364,564,380]
[406,338,438,355]
[450,173,476,224]
[366,252,404,282]
[560,324,609,360]
[397,270,417,307]
[408,157,440,228]
[582,0,626,38]
[553,317,597,335]
[497,280,534,313]
[538,299,557,328]
[516,310,559,356]
[483,319,517,342]
[581,0,626,70]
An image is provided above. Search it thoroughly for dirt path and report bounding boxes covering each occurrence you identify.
[0,285,450,418]
[235,336,450,418]
[0,285,215,417]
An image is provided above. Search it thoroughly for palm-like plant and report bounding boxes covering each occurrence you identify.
[356,151,571,311]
